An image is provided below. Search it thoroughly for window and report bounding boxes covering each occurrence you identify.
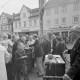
[31,12,39,16]
[2,26,6,30]
[54,18,59,25]
[23,13,26,17]
[15,23,17,28]
[61,17,66,25]
[34,19,37,26]
[9,25,12,30]
[62,6,67,13]
[29,20,32,26]
[73,4,79,11]
[73,15,79,24]
[46,9,50,16]
[6,26,9,30]
[78,3,80,10]
[54,8,59,14]
[24,21,26,27]
[19,22,21,27]
[46,20,51,27]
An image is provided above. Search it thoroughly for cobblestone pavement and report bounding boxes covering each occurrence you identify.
[28,68,43,80]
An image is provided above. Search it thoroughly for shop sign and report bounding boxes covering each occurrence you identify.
[49,26,72,30]
[21,29,30,32]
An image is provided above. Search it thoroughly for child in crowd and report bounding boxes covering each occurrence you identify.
[14,42,29,80]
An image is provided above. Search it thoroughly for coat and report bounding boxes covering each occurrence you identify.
[41,39,51,55]
[52,38,57,54]
[0,44,10,80]
[55,41,67,60]
[29,39,44,58]
[67,38,80,80]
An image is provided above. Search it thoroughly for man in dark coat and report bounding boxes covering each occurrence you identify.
[29,34,45,77]
[12,36,20,80]
[51,35,57,54]
[55,36,67,60]
[63,37,80,80]
[41,37,51,61]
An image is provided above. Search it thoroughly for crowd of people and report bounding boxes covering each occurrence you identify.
[0,33,69,80]
[0,31,80,80]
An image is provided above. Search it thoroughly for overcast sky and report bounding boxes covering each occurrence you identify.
[0,0,39,15]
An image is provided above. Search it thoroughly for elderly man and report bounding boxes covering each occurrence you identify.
[63,25,80,80]
[29,34,45,77]
[20,36,27,44]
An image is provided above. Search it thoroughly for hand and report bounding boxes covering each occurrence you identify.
[63,74,71,80]
[63,50,68,54]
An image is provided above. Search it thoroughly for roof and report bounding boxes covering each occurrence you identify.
[29,15,39,18]
[13,13,20,21]
[13,6,39,18]
[2,12,13,19]
[44,0,80,9]
[20,5,31,13]
[31,8,39,13]
[13,13,20,17]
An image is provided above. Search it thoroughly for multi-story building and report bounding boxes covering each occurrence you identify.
[0,12,13,34]
[13,5,40,36]
[43,0,80,37]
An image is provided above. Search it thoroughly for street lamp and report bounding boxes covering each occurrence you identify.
[39,0,49,36]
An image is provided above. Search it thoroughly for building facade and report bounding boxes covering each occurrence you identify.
[43,0,80,37]
[0,12,13,34]
[13,5,40,36]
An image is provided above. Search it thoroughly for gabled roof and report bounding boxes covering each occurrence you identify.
[1,12,13,19]
[20,5,31,13]
[44,0,80,9]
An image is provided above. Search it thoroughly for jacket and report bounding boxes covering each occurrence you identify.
[29,39,44,57]
[67,38,80,80]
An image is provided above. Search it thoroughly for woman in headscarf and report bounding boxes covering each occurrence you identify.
[63,25,80,80]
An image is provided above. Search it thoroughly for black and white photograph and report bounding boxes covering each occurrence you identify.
[0,0,80,80]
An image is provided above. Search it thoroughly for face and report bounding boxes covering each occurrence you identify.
[18,42,25,50]
[21,37,26,43]
[29,36,33,41]
[70,31,77,42]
